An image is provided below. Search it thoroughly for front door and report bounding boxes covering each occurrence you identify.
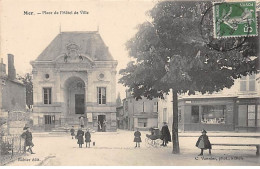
[98,115,106,132]
[44,115,55,131]
[75,94,84,114]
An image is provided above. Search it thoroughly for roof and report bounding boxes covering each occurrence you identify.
[36,31,114,61]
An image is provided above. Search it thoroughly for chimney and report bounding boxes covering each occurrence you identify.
[0,58,6,76]
[8,54,16,80]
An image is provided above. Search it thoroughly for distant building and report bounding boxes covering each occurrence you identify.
[0,54,27,135]
[162,73,260,132]
[116,105,124,129]
[121,90,173,131]
[31,31,118,131]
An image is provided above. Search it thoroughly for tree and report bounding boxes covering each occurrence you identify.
[17,73,33,108]
[119,1,259,154]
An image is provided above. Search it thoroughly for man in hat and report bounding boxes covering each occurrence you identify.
[160,122,171,147]
[196,129,212,156]
[85,128,91,148]
[21,126,35,154]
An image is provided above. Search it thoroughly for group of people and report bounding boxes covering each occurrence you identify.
[133,122,172,148]
[133,122,212,156]
[20,123,212,156]
[70,126,92,148]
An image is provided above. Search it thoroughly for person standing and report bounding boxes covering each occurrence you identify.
[98,121,102,132]
[21,127,35,154]
[79,116,85,128]
[85,128,91,148]
[196,129,212,156]
[76,127,84,148]
[70,126,75,139]
[102,120,107,132]
[134,129,142,148]
[160,122,171,147]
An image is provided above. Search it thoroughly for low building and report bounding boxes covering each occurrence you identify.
[122,90,173,131]
[0,54,27,135]
[31,31,118,132]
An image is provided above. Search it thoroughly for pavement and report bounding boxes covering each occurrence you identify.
[5,130,260,166]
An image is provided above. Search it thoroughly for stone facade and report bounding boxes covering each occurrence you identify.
[31,31,118,131]
[0,55,27,135]
[121,91,163,131]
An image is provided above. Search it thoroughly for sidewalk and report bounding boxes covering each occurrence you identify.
[32,130,260,137]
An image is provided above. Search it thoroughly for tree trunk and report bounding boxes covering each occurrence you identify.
[172,90,180,154]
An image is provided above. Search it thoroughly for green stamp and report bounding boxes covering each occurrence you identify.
[213,1,258,38]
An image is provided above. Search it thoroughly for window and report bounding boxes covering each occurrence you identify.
[248,105,256,127]
[238,104,258,127]
[240,76,247,91]
[178,109,182,122]
[201,105,226,124]
[249,74,256,91]
[153,102,158,112]
[43,88,52,104]
[240,74,256,92]
[138,118,147,127]
[191,106,199,123]
[45,74,49,79]
[257,105,260,127]
[163,108,167,122]
[97,87,106,104]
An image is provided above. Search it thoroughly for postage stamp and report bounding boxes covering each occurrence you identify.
[213,1,258,38]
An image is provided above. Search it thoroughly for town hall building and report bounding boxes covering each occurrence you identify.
[31,31,118,131]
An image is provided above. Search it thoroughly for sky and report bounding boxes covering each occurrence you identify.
[0,0,157,98]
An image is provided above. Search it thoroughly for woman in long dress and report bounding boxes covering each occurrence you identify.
[76,127,84,148]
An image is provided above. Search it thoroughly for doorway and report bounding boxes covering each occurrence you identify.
[98,115,106,132]
[44,115,55,131]
[75,94,85,114]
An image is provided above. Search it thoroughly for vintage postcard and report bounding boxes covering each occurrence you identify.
[0,0,259,166]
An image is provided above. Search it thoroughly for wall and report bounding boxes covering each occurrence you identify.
[1,80,26,112]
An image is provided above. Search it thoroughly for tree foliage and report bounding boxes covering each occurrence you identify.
[17,73,33,107]
[119,1,259,99]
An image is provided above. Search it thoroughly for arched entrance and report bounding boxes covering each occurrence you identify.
[64,76,86,125]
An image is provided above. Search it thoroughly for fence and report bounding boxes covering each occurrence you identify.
[0,135,25,165]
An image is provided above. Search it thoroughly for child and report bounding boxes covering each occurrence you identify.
[196,129,212,156]
[70,126,75,139]
[85,128,91,148]
[21,127,35,154]
[134,129,142,148]
[76,127,84,148]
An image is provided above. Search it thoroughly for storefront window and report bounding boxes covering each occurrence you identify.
[201,105,226,124]
[191,106,199,123]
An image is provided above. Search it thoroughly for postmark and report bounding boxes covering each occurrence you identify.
[213,1,258,38]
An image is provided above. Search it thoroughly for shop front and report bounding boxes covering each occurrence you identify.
[178,96,236,131]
